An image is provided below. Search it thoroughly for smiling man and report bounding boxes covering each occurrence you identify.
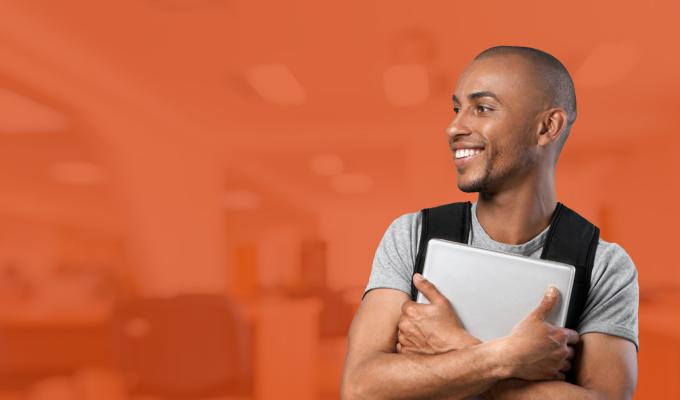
[340,46,639,399]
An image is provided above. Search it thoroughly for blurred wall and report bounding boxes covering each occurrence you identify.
[0,0,677,399]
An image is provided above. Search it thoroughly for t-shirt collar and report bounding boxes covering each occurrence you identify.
[469,201,550,256]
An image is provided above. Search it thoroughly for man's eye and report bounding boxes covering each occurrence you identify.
[477,105,492,113]
[453,106,460,114]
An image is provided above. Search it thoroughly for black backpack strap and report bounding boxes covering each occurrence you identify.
[540,203,600,330]
[410,201,472,300]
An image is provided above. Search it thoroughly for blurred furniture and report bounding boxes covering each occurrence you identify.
[110,294,252,399]
[254,296,322,400]
[0,306,113,394]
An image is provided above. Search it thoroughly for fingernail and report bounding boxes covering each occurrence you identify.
[414,273,424,281]
[546,286,556,297]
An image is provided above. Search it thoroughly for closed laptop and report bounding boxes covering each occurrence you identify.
[417,239,575,342]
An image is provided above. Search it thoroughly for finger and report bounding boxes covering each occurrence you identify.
[401,301,428,320]
[401,300,416,316]
[566,346,575,360]
[413,273,446,304]
[397,315,407,332]
[529,286,559,321]
[397,341,416,354]
[397,316,417,335]
[560,360,572,372]
[564,329,580,345]
[398,330,416,348]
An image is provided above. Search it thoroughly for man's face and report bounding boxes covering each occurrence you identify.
[447,55,546,193]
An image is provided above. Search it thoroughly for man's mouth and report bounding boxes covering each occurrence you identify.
[454,148,484,160]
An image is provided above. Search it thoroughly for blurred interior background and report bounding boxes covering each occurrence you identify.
[0,0,677,399]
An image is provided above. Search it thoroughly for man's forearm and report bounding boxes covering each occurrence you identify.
[342,340,512,400]
[485,379,603,400]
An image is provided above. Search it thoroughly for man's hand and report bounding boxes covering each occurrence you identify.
[397,273,481,355]
[498,286,579,381]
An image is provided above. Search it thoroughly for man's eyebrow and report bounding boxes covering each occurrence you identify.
[469,91,501,103]
[452,91,502,104]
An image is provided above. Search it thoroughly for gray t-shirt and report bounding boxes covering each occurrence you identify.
[364,202,639,350]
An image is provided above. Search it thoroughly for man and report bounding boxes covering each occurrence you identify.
[340,46,638,399]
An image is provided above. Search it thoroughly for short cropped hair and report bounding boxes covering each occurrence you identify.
[475,46,577,149]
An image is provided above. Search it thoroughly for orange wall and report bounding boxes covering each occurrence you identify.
[0,0,677,399]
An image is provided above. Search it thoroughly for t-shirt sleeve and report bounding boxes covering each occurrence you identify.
[577,240,639,351]
[362,211,421,298]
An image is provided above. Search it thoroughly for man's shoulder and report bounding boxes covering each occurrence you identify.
[580,236,639,350]
[594,237,636,267]
[388,210,421,230]
[591,236,638,282]
[364,210,423,297]
[558,203,636,273]
[379,210,422,250]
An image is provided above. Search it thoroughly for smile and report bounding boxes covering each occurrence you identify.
[454,148,484,160]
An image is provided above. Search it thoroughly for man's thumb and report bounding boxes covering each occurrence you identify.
[531,286,559,320]
[413,273,445,304]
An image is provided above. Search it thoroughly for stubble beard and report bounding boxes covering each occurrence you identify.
[457,161,494,193]
[457,146,533,194]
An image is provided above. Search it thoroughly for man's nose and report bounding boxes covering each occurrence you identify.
[445,114,472,139]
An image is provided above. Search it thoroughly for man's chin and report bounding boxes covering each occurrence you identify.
[457,181,481,193]
[457,185,480,193]
[457,176,485,193]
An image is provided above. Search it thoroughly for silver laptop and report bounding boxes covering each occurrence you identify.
[417,239,575,342]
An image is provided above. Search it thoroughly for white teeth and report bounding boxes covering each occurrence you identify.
[455,148,483,159]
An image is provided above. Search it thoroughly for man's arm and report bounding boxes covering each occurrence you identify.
[485,241,640,399]
[486,333,637,400]
[394,280,637,400]
[340,283,577,400]
[341,288,505,400]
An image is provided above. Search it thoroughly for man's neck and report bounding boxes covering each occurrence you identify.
[474,174,557,245]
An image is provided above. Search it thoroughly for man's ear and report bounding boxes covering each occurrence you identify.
[537,108,568,146]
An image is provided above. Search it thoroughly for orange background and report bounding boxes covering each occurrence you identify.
[0,0,677,399]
